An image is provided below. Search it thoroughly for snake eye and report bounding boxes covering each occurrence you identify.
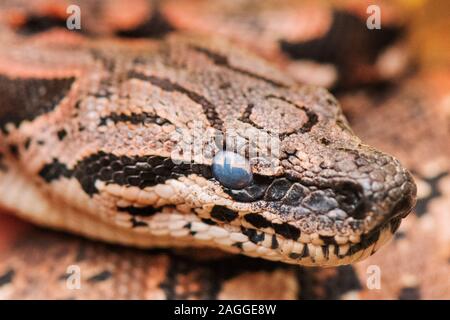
[212,151,253,190]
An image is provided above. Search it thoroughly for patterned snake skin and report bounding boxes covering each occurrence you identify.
[0,0,448,299]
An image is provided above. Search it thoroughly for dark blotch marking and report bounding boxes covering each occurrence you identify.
[241,227,265,244]
[296,266,362,299]
[244,213,271,229]
[272,222,300,240]
[118,205,160,217]
[99,112,172,127]
[398,286,421,300]
[0,269,14,287]
[321,245,330,259]
[58,272,71,281]
[0,153,7,172]
[0,75,75,131]
[15,15,72,35]
[320,235,338,245]
[290,245,309,259]
[238,103,256,126]
[131,218,149,228]
[57,129,67,141]
[320,137,331,145]
[87,270,113,283]
[333,244,340,258]
[116,10,174,38]
[280,10,403,88]
[415,172,448,217]
[271,235,279,249]
[159,249,291,299]
[210,205,238,222]
[232,242,243,250]
[191,46,288,88]
[128,71,223,130]
[301,244,309,258]
[8,144,18,158]
[244,213,302,242]
[322,266,362,299]
[219,82,231,90]
[201,218,216,226]
[75,243,87,262]
[38,151,211,196]
[289,252,302,259]
[24,138,31,150]
[38,158,72,182]
[394,231,406,240]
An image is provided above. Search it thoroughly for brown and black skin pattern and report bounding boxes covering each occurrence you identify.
[2,0,430,297]
[0,31,416,266]
[0,0,446,301]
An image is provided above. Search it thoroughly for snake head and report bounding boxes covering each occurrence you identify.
[199,85,417,266]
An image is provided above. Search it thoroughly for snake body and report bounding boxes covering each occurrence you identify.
[0,0,430,299]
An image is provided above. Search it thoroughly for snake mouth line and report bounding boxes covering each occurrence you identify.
[232,215,403,267]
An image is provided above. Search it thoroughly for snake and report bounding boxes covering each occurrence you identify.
[0,0,433,299]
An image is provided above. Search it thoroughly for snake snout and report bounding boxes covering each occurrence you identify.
[352,153,417,231]
[385,170,417,220]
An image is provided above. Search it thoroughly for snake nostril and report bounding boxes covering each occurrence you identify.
[334,181,367,219]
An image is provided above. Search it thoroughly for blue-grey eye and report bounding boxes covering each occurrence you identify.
[212,151,253,189]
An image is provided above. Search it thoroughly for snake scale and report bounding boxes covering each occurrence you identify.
[0,0,447,300]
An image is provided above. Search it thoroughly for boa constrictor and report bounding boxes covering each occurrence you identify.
[1,0,436,300]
